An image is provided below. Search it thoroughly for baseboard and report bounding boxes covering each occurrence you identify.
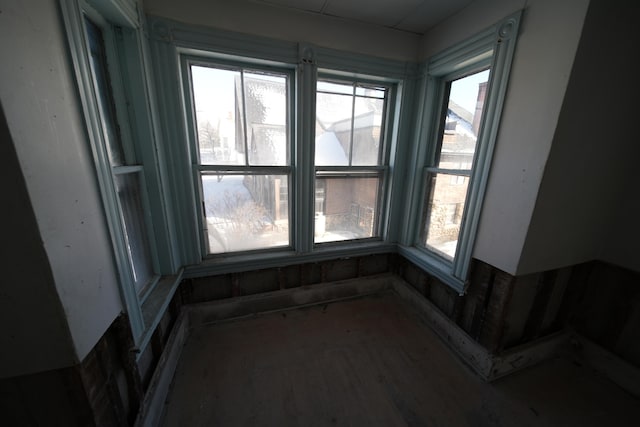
[569,333,640,398]
[389,276,495,378]
[187,273,396,327]
[389,277,569,381]
[134,310,190,427]
[489,330,569,381]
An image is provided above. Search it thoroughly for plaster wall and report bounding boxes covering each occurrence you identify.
[143,0,421,62]
[518,0,640,274]
[421,0,590,274]
[0,0,123,373]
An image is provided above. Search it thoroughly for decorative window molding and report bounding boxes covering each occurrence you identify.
[401,11,522,293]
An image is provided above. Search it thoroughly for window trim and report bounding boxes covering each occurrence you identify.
[60,0,181,351]
[180,55,297,257]
[401,11,522,293]
[313,73,397,245]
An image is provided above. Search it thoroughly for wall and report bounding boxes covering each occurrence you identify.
[143,0,421,62]
[0,0,123,374]
[519,0,640,274]
[420,0,590,274]
[0,102,76,378]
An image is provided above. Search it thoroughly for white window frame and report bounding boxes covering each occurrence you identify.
[400,12,521,293]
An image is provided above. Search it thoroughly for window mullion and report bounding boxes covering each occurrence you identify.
[239,70,250,166]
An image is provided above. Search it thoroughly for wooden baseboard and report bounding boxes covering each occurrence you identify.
[134,310,190,427]
[569,333,640,398]
[389,277,569,381]
[187,273,396,327]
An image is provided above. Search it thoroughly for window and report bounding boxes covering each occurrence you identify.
[84,15,158,297]
[402,12,521,291]
[314,78,391,244]
[422,69,489,260]
[60,0,174,345]
[185,61,293,254]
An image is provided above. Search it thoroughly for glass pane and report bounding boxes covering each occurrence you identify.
[438,69,490,170]
[201,174,289,254]
[114,172,155,294]
[352,96,384,166]
[314,176,380,243]
[315,92,352,166]
[355,86,385,98]
[244,72,288,166]
[317,81,353,95]
[316,81,385,166]
[423,173,469,260]
[191,66,245,165]
[85,17,126,166]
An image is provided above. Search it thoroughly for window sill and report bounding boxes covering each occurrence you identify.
[184,242,397,279]
[397,245,465,294]
[137,269,184,357]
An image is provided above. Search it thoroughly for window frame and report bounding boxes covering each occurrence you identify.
[180,55,296,258]
[313,73,396,245]
[60,0,179,349]
[145,17,416,275]
[400,12,522,293]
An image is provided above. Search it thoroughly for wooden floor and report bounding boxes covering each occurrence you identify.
[162,293,639,426]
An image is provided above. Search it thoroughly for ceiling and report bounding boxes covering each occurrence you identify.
[253,0,477,35]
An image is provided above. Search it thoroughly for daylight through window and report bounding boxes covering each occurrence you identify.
[189,64,292,254]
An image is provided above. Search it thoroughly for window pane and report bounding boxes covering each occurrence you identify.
[191,66,245,165]
[317,81,353,95]
[244,72,288,166]
[85,17,126,166]
[438,69,490,170]
[316,81,385,166]
[114,172,155,294]
[423,173,469,260]
[202,174,289,253]
[352,96,384,166]
[315,91,352,166]
[314,176,380,243]
[355,86,385,98]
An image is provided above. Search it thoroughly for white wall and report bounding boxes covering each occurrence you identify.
[421,0,590,274]
[143,0,421,62]
[518,0,640,274]
[0,0,123,373]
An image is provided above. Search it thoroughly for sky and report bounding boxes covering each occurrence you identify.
[449,69,490,115]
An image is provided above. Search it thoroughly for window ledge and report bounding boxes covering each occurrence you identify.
[397,245,465,294]
[137,269,184,357]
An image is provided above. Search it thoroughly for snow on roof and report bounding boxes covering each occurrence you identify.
[315,131,348,166]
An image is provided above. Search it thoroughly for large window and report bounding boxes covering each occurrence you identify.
[84,15,158,297]
[61,0,174,345]
[421,69,490,260]
[403,12,521,291]
[186,62,292,254]
[314,78,390,244]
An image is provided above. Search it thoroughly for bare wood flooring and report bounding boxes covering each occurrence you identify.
[162,293,639,426]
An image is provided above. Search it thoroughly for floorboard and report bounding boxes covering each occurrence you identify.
[162,293,639,426]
